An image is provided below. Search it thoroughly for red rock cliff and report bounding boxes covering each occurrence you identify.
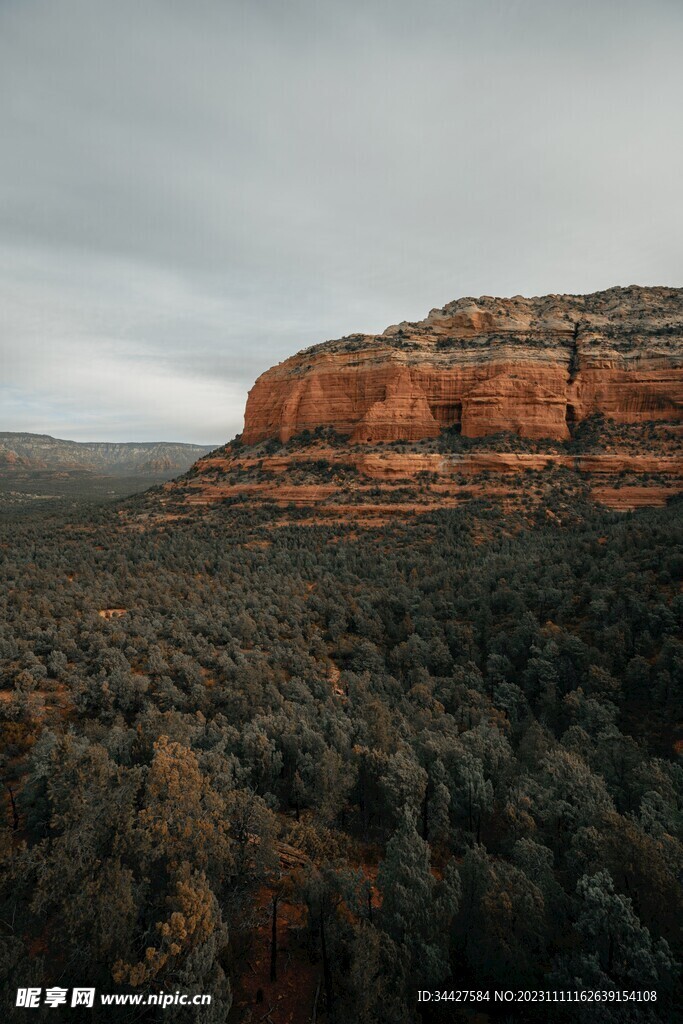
[242,286,682,444]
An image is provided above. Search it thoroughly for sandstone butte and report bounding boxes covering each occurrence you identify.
[161,286,682,519]
[243,286,682,444]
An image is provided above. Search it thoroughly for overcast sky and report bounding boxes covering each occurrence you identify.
[1,0,682,443]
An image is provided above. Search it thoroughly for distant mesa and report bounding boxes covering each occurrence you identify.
[0,433,218,478]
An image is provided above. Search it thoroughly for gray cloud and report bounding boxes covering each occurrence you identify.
[1,0,682,442]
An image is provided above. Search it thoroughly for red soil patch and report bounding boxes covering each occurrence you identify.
[591,485,677,509]
[229,885,318,1024]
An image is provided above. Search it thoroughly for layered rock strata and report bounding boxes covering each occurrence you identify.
[155,287,682,522]
[242,287,682,445]
[167,448,682,516]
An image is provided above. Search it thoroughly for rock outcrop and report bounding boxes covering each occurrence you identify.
[154,286,681,523]
[242,286,682,445]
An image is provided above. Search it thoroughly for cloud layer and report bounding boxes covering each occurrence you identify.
[1,0,682,442]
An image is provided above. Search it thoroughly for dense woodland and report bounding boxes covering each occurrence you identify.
[0,488,681,1022]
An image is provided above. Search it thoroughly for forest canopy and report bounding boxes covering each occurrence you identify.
[0,493,681,1022]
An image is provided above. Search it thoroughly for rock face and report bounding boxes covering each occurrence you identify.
[153,286,682,524]
[242,286,683,444]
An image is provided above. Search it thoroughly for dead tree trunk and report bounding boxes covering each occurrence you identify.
[6,787,18,831]
[320,912,333,1014]
[270,891,280,983]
